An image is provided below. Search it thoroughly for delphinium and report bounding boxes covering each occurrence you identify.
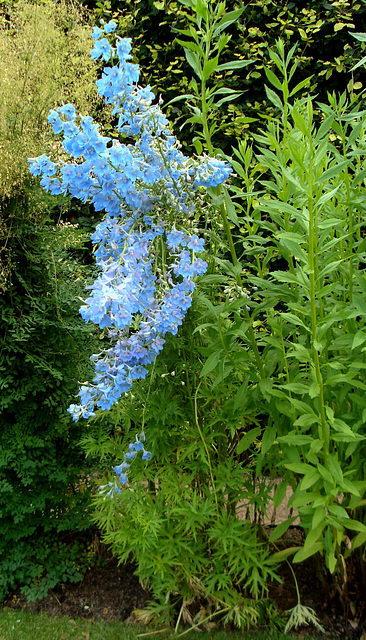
[29,20,232,495]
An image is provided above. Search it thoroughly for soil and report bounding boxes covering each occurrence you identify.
[3,527,366,639]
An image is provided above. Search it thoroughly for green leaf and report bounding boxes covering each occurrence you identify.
[289,76,313,98]
[326,552,337,574]
[316,114,335,140]
[195,0,209,20]
[300,467,321,491]
[213,8,244,35]
[328,455,343,484]
[264,67,282,90]
[315,160,349,184]
[175,38,200,53]
[312,507,326,529]
[284,462,315,475]
[269,516,298,542]
[265,85,283,109]
[341,479,360,496]
[346,519,366,532]
[328,505,349,519]
[269,547,301,563]
[281,382,310,394]
[352,32,366,42]
[261,425,276,454]
[352,531,366,550]
[200,351,221,376]
[237,427,261,454]
[193,137,203,154]
[216,59,253,72]
[278,433,314,446]
[223,188,239,225]
[273,481,288,509]
[353,294,366,316]
[215,92,243,108]
[351,56,366,72]
[202,56,219,80]
[352,331,366,349]
[298,28,308,40]
[316,185,340,206]
[293,542,324,563]
[292,108,310,136]
[185,49,202,77]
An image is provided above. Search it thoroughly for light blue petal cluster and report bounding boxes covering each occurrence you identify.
[28,23,232,438]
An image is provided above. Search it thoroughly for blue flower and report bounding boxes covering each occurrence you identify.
[91,26,104,40]
[104,20,117,33]
[29,28,231,428]
[91,38,113,62]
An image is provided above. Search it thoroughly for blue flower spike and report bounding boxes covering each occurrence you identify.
[29,27,232,497]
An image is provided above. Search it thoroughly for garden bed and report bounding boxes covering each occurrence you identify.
[3,534,365,639]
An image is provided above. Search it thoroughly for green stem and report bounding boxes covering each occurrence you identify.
[194,382,219,515]
[307,146,329,463]
[341,131,353,302]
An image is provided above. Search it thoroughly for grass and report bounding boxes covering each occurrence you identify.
[0,608,333,640]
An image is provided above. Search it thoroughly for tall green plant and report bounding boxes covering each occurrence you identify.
[166,0,366,617]
[192,37,366,614]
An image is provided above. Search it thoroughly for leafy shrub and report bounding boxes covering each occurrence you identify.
[91,0,366,150]
[28,11,282,629]
[0,0,98,198]
[0,0,101,601]
[87,313,280,630]
[0,203,98,601]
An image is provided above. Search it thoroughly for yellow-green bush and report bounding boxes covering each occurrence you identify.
[0,0,98,198]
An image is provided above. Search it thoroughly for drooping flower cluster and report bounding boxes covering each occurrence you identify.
[28,20,232,486]
[99,431,151,497]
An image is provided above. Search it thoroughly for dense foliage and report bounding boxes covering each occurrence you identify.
[0,0,100,601]
[1,0,366,630]
[91,0,366,151]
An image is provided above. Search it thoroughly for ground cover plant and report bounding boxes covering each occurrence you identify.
[27,0,366,634]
